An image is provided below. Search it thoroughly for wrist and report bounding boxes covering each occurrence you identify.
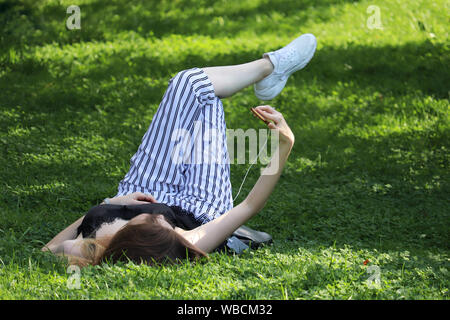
[280,138,294,150]
[101,197,114,205]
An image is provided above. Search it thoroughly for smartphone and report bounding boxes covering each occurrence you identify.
[250,107,270,125]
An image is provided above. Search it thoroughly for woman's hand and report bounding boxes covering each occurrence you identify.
[106,192,158,205]
[253,105,295,146]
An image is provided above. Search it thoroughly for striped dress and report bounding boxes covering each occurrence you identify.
[116,68,233,224]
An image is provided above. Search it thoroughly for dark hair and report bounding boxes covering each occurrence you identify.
[94,214,207,266]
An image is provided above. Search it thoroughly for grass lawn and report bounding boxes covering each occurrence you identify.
[0,0,448,299]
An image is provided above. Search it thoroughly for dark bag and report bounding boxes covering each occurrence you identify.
[214,225,273,254]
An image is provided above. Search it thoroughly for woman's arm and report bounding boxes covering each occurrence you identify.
[42,192,157,254]
[41,216,85,253]
[183,105,294,253]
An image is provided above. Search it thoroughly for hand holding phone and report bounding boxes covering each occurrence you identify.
[250,107,270,125]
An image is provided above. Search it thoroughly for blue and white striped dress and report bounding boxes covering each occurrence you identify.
[116,68,233,224]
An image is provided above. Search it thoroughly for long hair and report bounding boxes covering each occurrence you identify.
[67,214,207,267]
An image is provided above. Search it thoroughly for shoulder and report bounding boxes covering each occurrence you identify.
[78,204,125,238]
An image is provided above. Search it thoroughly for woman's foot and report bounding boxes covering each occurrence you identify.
[254,33,317,100]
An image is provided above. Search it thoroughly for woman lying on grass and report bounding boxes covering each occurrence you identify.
[42,33,317,267]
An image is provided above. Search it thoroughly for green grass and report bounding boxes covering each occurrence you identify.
[0,0,449,299]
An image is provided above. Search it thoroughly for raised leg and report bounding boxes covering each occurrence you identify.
[202,57,274,98]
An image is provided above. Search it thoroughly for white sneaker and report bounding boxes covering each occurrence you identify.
[254,33,317,100]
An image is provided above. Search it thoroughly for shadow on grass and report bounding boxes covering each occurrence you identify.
[1,0,361,51]
[1,40,448,113]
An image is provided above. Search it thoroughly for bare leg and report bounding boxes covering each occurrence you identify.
[202,57,274,98]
